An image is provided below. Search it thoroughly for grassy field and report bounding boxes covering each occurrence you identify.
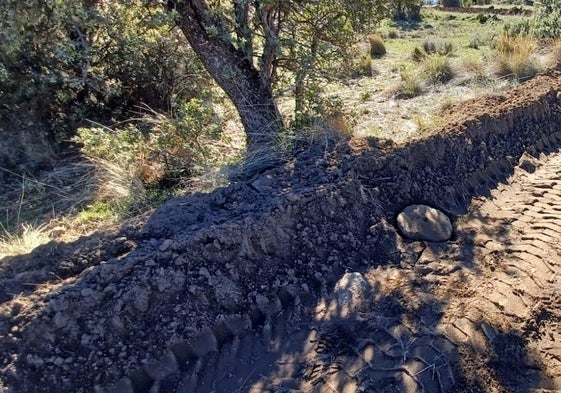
[333,8,549,140]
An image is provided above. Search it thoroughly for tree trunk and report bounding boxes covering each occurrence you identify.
[167,0,284,154]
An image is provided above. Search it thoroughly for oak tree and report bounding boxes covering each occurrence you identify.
[167,0,389,155]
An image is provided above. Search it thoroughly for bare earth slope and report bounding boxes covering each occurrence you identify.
[1,69,561,393]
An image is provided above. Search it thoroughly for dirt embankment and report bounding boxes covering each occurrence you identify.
[435,5,532,16]
[0,70,561,393]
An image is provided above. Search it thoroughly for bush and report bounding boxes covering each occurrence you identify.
[0,0,213,172]
[468,37,481,49]
[422,39,454,56]
[369,35,387,57]
[462,55,489,81]
[552,39,561,66]
[423,55,454,83]
[422,40,438,54]
[507,0,561,38]
[74,98,223,186]
[531,0,561,38]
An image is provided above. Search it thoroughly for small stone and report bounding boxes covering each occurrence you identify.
[250,174,274,193]
[159,239,173,252]
[198,267,211,280]
[53,312,69,329]
[213,277,242,311]
[397,204,453,242]
[133,288,151,313]
[144,350,178,381]
[330,272,370,318]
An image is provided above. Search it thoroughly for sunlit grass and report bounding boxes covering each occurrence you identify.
[0,223,51,259]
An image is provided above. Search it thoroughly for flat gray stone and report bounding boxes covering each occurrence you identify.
[397,205,452,242]
[329,272,370,319]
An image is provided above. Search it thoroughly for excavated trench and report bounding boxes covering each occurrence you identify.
[1,69,561,393]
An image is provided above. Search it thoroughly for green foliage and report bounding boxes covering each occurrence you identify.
[469,37,481,49]
[74,98,222,185]
[387,29,400,39]
[506,0,561,38]
[413,39,454,62]
[422,40,454,56]
[392,0,424,21]
[412,47,427,62]
[531,0,561,37]
[440,0,462,6]
[278,1,390,121]
[356,54,374,76]
[0,0,211,166]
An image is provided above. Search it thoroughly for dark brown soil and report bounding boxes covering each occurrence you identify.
[1,70,561,393]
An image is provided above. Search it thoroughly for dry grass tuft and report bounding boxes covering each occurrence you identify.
[423,55,454,84]
[550,39,561,67]
[369,34,387,57]
[493,33,540,81]
[356,53,373,76]
[396,68,424,98]
[0,223,51,259]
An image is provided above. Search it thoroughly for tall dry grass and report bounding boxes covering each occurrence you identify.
[493,33,541,81]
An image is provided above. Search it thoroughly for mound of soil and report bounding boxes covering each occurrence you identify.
[436,5,532,17]
[1,70,561,393]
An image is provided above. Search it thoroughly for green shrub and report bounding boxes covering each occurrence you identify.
[439,42,454,56]
[421,39,453,56]
[462,55,489,81]
[387,29,400,39]
[468,37,480,49]
[507,0,561,38]
[531,0,561,38]
[422,40,438,54]
[0,0,213,172]
[476,13,489,24]
[552,39,561,66]
[74,98,223,186]
[369,34,387,57]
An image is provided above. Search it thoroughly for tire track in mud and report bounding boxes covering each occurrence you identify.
[132,147,561,393]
